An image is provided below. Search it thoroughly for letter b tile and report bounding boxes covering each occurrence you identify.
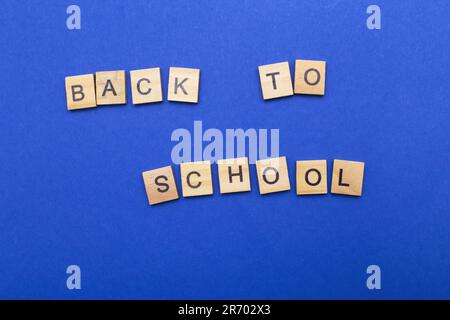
[65,74,97,110]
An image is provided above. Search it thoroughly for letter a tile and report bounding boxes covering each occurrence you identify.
[95,70,127,105]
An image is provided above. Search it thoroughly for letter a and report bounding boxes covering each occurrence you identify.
[366,5,381,30]
[66,265,81,290]
[366,265,381,290]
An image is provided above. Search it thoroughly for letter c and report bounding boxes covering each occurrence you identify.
[187,171,201,188]
[137,78,151,95]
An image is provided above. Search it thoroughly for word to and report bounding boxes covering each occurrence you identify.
[259,59,326,99]
[142,157,365,205]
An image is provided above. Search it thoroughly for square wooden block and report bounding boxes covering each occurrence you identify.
[167,67,200,103]
[296,160,328,195]
[142,166,179,205]
[180,161,213,197]
[294,59,326,95]
[217,157,251,194]
[130,67,163,105]
[256,156,291,194]
[65,74,97,110]
[258,61,294,100]
[331,160,365,196]
[95,70,127,105]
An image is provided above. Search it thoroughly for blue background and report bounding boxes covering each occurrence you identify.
[0,0,449,299]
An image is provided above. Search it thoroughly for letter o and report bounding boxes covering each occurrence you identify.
[262,167,279,185]
[305,168,321,186]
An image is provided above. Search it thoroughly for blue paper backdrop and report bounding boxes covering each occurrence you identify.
[0,0,449,299]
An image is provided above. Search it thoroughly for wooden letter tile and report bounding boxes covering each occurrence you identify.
[331,160,365,196]
[180,161,213,197]
[167,67,200,103]
[65,74,97,110]
[142,166,179,205]
[130,67,163,105]
[217,157,251,194]
[256,156,291,194]
[95,70,127,105]
[258,61,293,100]
[294,59,326,95]
[296,160,327,195]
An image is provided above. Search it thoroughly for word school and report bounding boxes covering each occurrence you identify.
[64,59,326,110]
[142,157,364,205]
